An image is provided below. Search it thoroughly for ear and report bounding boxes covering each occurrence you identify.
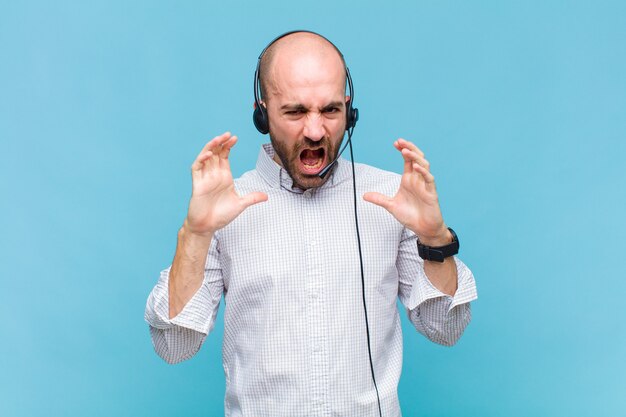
[345,95,351,105]
[253,100,266,109]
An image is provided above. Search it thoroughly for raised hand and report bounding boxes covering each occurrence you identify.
[363,138,450,245]
[185,132,268,236]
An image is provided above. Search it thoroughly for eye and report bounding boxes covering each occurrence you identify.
[323,107,340,114]
[285,109,306,115]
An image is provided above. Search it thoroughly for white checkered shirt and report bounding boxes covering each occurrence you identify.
[145,144,478,417]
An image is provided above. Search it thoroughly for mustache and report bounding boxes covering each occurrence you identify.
[296,136,331,152]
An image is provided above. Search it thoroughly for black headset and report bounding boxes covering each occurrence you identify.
[252,30,359,135]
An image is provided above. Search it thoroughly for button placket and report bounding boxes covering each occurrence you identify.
[302,191,329,413]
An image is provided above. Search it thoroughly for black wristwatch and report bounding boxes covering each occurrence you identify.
[417,227,459,262]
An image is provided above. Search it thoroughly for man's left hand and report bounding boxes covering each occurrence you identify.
[363,138,451,246]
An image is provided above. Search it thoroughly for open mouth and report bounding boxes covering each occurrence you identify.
[299,148,326,175]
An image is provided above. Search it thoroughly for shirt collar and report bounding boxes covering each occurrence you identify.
[256,143,352,193]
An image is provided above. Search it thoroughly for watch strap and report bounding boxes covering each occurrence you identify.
[417,227,459,262]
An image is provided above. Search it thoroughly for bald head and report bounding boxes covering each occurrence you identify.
[259,32,347,102]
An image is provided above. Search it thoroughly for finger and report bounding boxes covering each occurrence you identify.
[199,131,232,156]
[207,133,233,159]
[239,191,268,209]
[218,135,237,160]
[363,192,393,211]
[395,142,415,174]
[217,136,238,171]
[401,148,430,171]
[191,151,219,181]
[191,150,214,172]
[397,138,425,156]
[396,138,425,158]
[400,149,431,176]
[412,162,436,190]
[402,154,413,175]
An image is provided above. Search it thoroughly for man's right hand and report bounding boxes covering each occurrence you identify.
[185,132,268,236]
[168,132,267,319]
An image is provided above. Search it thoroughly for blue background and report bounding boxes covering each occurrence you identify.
[1,1,625,416]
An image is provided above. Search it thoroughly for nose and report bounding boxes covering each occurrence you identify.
[303,113,325,142]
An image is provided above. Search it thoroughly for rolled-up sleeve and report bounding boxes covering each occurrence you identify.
[397,228,478,346]
[144,237,224,363]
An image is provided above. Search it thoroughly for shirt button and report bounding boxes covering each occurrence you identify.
[303,191,312,199]
[310,291,319,299]
[313,345,321,352]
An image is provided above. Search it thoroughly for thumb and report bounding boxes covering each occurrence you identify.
[239,191,269,209]
[363,192,393,211]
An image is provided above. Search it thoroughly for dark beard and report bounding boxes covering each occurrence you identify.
[269,133,342,190]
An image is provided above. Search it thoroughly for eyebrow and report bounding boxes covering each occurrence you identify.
[280,101,345,111]
[280,103,308,112]
[321,101,345,111]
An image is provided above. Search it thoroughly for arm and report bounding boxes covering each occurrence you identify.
[145,132,268,363]
[170,132,267,318]
[396,228,477,346]
[144,252,222,364]
[168,224,214,319]
[364,138,477,345]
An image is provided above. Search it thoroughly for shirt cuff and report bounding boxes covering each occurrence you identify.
[145,267,214,335]
[404,256,478,313]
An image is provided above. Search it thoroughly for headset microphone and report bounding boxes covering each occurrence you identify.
[317,126,355,178]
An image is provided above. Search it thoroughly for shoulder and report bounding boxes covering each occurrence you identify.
[233,168,267,193]
[353,162,401,194]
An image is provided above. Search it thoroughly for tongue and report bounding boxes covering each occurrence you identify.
[301,149,323,166]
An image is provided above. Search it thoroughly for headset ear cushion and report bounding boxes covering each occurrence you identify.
[346,107,359,130]
[253,106,269,134]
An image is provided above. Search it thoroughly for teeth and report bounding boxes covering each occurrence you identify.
[303,159,322,168]
[301,149,324,170]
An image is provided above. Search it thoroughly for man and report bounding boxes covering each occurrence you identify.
[145,31,477,416]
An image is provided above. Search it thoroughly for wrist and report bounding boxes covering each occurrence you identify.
[181,220,215,242]
[417,227,459,263]
[418,226,451,246]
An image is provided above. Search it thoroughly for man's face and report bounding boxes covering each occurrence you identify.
[264,49,348,190]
